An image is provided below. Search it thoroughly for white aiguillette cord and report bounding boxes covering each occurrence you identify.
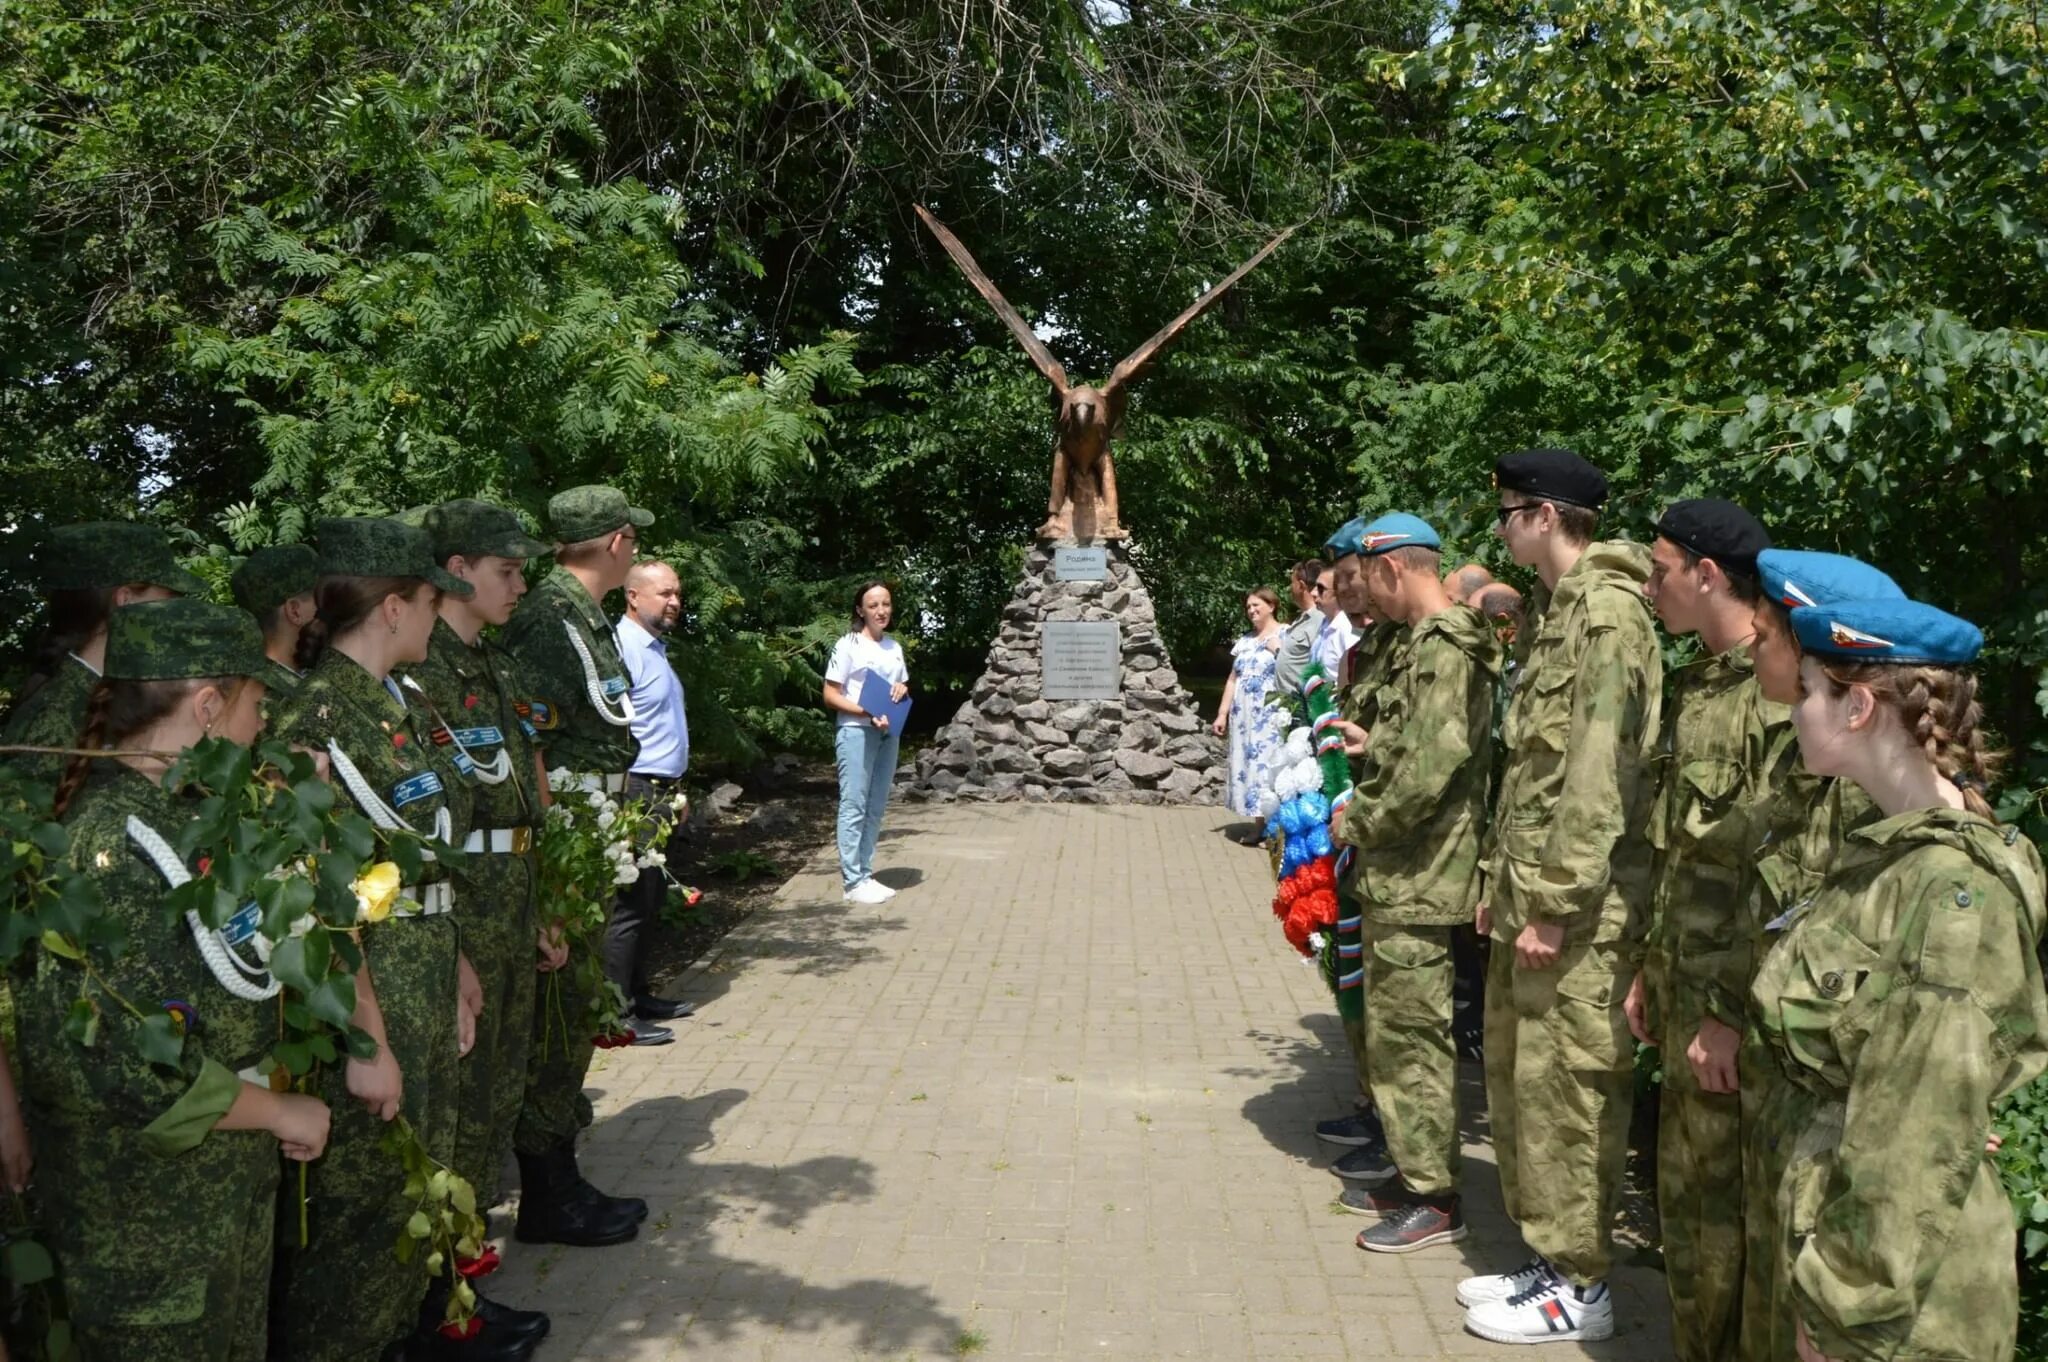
[397,675,512,785]
[125,816,282,1002]
[326,739,454,851]
[565,620,635,726]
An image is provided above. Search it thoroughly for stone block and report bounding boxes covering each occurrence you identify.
[1054,704,1095,730]
[1024,721,1068,746]
[989,747,1031,774]
[1096,769,1136,793]
[1155,709,1200,735]
[979,694,1015,720]
[1042,747,1090,777]
[1158,768,1205,801]
[1115,750,1174,782]
[1117,719,1162,750]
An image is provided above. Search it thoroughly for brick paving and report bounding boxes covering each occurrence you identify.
[494,802,1673,1360]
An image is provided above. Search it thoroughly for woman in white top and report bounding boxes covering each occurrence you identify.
[823,581,910,904]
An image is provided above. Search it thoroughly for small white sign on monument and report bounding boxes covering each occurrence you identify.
[1042,621,1121,700]
[1052,546,1110,581]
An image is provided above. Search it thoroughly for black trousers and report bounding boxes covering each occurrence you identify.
[603,772,688,997]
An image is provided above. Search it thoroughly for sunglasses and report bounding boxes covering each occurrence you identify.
[1495,502,1542,526]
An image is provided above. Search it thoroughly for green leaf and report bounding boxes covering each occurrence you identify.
[4,1237,55,1286]
[137,1012,187,1068]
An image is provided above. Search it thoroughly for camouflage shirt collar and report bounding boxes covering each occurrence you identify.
[428,618,486,680]
[1681,640,1756,682]
[309,650,407,721]
[543,564,611,636]
[1846,803,2002,852]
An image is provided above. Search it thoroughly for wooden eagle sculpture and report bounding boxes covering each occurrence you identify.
[916,205,1294,542]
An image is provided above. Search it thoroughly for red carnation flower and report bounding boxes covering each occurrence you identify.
[438,1316,482,1341]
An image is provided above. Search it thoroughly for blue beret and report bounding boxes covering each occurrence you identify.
[1324,517,1369,558]
[1757,549,1904,611]
[1358,513,1442,555]
[1789,598,1982,665]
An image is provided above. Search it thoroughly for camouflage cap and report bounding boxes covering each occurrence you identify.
[547,485,653,543]
[230,543,320,616]
[103,598,271,683]
[40,522,208,597]
[312,517,475,598]
[426,499,553,564]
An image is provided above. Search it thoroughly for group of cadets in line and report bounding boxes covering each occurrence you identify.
[0,488,659,1362]
[1310,448,2045,1358]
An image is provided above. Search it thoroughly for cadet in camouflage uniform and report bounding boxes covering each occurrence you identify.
[1459,449,1662,1346]
[228,542,320,695]
[1333,515,1502,1253]
[2,522,206,792]
[1624,499,1780,1362]
[1754,599,2046,1362]
[265,519,489,1362]
[15,599,330,1361]
[493,485,654,1245]
[1737,550,1901,1362]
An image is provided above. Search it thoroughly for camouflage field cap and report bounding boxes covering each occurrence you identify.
[230,543,320,616]
[547,485,653,543]
[103,598,271,682]
[41,522,208,596]
[312,517,474,598]
[427,499,553,564]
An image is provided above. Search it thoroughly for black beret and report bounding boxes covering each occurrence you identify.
[1655,498,1770,576]
[1493,448,1608,510]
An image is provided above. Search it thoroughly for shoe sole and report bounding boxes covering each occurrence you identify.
[1357,1224,1468,1254]
[1314,1132,1381,1147]
[1463,1313,1613,1346]
[1335,1198,1396,1217]
[1330,1163,1399,1184]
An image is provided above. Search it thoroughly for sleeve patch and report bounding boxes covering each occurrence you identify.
[1919,896,1982,991]
[392,770,445,809]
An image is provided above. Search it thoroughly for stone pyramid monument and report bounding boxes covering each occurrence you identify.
[911,541,1224,805]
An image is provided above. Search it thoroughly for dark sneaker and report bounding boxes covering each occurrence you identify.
[1357,1196,1467,1253]
[1313,1109,1383,1147]
[1330,1142,1398,1184]
[626,1021,674,1047]
[1337,1182,1418,1217]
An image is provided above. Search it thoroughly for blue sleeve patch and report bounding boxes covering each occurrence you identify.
[392,770,445,808]
[450,726,504,749]
[602,676,628,698]
[220,901,263,947]
[518,718,538,739]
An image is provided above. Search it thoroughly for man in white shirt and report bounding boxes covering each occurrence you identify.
[609,560,699,1024]
[1313,569,1360,678]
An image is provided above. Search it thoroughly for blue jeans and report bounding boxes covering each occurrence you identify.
[834,721,900,888]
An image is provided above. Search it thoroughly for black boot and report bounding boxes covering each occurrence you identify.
[474,1294,550,1345]
[513,1145,639,1247]
[402,1279,545,1362]
[560,1139,649,1223]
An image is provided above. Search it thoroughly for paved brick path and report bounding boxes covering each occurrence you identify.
[495,803,1672,1360]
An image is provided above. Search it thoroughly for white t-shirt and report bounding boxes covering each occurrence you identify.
[826,632,909,726]
[1313,610,1359,675]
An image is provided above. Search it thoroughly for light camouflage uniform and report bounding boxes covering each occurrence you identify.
[1335,620,1410,1097]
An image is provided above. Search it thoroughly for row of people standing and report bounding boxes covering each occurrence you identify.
[1290,448,2043,1359]
[0,486,684,1362]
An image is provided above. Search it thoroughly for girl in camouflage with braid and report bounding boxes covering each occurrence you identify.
[263,519,520,1362]
[17,599,330,1361]
[1756,598,2047,1362]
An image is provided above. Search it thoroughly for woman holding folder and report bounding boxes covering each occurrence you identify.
[823,580,910,904]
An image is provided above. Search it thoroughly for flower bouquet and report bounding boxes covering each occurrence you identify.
[1260,664,1356,962]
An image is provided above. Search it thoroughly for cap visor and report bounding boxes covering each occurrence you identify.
[426,566,475,598]
[501,532,554,559]
[627,505,654,528]
[160,567,212,597]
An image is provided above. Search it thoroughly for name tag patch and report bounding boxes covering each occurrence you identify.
[221,900,263,947]
[392,770,445,808]
[451,726,504,748]
[602,676,628,698]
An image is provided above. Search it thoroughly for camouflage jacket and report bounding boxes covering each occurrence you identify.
[18,764,273,1157]
[1338,620,1410,735]
[406,620,542,834]
[1,654,99,793]
[1644,644,1787,1032]
[1751,808,2048,1361]
[1486,541,1663,945]
[1343,604,1502,925]
[495,566,637,776]
[262,656,303,697]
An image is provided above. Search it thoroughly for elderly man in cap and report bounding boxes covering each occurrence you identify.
[1458,448,1662,1345]
[230,542,320,692]
[1618,498,1781,1362]
[3,521,207,790]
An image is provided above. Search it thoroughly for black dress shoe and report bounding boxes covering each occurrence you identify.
[475,1294,550,1344]
[632,995,696,1021]
[627,1020,674,1046]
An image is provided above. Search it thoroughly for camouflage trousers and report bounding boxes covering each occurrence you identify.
[1656,1014,1744,1362]
[1364,920,1459,1196]
[452,852,538,1206]
[1482,938,1634,1284]
[515,951,597,1156]
[275,917,460,1362]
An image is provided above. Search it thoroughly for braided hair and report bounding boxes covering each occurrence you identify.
[4,587,117,722]
[51,678,214,819]
[1820,662,2003,821]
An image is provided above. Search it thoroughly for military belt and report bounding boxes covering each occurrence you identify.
[461,826,536,855]
[397,882,455,917]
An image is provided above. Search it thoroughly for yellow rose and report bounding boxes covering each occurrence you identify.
[353,862,403,924]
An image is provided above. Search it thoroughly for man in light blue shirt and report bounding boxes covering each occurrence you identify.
[607,559,698,1022]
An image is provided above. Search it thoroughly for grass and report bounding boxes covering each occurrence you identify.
[952,1328,989,1356]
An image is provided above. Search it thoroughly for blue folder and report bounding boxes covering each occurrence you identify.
[858,671,912,733]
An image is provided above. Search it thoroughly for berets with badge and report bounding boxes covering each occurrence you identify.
[547,485,653,543]
[1324,516,1369,559]
[1494,448,1608,510]
[40,522,208,597]
[1654,498,1770,576]
[1358,513,1443,555]
[1788,598,1982,666]
[425,499,552,564]
[1757,549,1903,610]
[104,598,272,682]
[313,517,474,598]
[230,544,319,616]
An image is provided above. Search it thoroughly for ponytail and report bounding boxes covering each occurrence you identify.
[297,573,424,671]
[52,682,114,819]
[1819,662,2004,821]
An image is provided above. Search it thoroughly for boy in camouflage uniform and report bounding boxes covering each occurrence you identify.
[1459,449,1663,1345]
[494,485,656,1246]
[1333,515,1502,1253]
[228,542,319,694]
[1624,499,1780,1362]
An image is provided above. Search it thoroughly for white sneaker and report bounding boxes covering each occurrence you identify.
[1455,1257,1552,1309]
[868,878,897,899]
[843,879,891,905]
[1464,1275,1614,1345]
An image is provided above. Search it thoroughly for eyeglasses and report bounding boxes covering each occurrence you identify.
[1495,502,1542,526]
[1310,584,1327,596]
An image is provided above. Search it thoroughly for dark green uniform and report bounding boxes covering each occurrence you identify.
[496,565,637,1154]
[1,654,99,790]
[17,764,281,1361]
[269,651,471,1362]
[406,619,541,1206]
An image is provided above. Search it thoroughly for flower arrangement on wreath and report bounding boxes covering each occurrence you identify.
[536,770,684,1049]
[1259,663,1355,963]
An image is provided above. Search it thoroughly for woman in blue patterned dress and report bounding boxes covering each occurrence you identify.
[1212,586,1288,818]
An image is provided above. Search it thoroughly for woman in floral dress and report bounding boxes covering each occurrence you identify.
[1213,587,1288,818]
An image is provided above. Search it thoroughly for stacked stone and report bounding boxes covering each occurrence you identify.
[912,542,1225,805]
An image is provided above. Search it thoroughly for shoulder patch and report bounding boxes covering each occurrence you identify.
[391,770,445,809]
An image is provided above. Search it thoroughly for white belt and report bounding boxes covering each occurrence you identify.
[568,771,626,796]
[461,827,536,854]
[398,882,454,917]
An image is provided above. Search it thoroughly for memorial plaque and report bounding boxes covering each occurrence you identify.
[1042,621,1121,699]
[1053,546,1110,581]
